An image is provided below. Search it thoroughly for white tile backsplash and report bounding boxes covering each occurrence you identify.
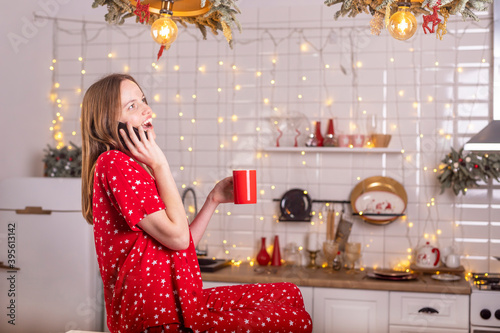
[50,3,499,273]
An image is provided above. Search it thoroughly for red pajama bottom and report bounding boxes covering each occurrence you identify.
[146,282,312,333]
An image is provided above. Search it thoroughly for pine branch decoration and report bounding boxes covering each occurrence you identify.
[43,142,82,178]
[93,0,241,48]
[325,0,491,23]
[437,147,500,195]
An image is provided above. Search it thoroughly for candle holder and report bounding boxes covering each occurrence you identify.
[306,250,319,269]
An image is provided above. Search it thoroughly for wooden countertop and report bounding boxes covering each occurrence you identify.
[201,264,471,295]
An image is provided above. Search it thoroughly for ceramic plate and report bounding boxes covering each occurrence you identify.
[431,274,461,281]
[350,176,407,224]
[279,188,312,221]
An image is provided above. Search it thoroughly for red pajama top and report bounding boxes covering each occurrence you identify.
[92,150,213,333]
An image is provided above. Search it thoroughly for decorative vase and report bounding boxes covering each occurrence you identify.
[271,235,282,266]
[257,237,271,266]
[315,121,324,147]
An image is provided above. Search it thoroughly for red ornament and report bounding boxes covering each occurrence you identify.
[157,45,165,61]
[422,4,441,34]
[69,157,73,161]
[134,0,150,24]
[458,158,463,163]
[474,164,479,169]
[256,237,271,266]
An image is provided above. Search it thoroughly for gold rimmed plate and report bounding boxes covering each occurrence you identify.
[350,176,407,225]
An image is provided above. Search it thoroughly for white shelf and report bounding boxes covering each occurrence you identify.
[261,147,403,154]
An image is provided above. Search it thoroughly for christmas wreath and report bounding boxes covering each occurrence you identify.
[437,147,500,195]
[43,143,82,178]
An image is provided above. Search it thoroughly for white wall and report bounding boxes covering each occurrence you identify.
[1,0,498,273]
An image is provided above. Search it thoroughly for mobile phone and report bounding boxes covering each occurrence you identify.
[118,122,148,148]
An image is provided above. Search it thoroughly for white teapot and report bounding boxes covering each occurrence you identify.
[415,242,441,268]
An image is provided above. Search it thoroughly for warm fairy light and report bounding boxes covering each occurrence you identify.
[227,212,231,216]
[298,94,303,99]
[259,190,265,195]
[218,117,224,123]
[235,85,241,90]
[232,65,237,70]
[437,229,442,235]
[390,57,395,62]
[154,94,160,102]
[435,61,439,66]
[302,161,306,165]
[482,58,486,63]
[270,80,275,85]
[217,88,222,92]
[302,76,307,81]
[232,135,238,142]
[152,113,157,119]
[256,127,261,131]
[231,115,238,122]
[81,70,86,74]
[424,233,429,239]
[325,98,333,106]
[457,67,463,73]
[256,71,262,77]
[179,112,183,117]
[420,134,424,138]
[392,124,397,130]
[108,53,113,58]
[356,61,363,68]
[263,98,269,104]
[413,102,419,109]
[301,151,305,155]
[271,185,276,190]
[198,65,205,72]
[358,96,362,101]
[446,134,451,140]
[52,59,57,63]
[220,144,224,149]
[398,90,404,96]
[357,176,361,180]
[272,58,277,64]
[424,166,428,171]
[191,119,196,123]
[54,82,60,88]
[408,222,413,228]
[180,136,184,140]
[300,43,309,52]
[255,152,262,158]
[56,99,62,103]
[49,66,54,71]
[181,184,186,189]
[428,96,434,102]
[180,166,184,170]
[188,147,193,151]
[52,120,57,124]
[325,64,330,69]
[193,181,198,186]
[407,248,412,253]
[218,60,223,65]
[433,168,438,172]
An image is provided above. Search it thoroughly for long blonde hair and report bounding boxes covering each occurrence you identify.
[81,73,143,224]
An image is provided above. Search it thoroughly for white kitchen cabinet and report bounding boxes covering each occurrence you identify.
[202,280,314,320]
[313,288,389,333]
[389,291,469,333]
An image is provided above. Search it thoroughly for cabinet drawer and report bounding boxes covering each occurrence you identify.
[389,325,468,333]
[389,292,469,329]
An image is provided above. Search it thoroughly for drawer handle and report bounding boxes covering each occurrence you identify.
[418,307,439,314]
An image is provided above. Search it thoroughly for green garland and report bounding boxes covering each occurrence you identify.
[437,147,500,195]
[92,0,241,48]
[43,143,82,178]
[324,0,492,22]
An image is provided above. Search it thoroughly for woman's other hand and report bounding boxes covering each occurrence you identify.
[209,176,234,204]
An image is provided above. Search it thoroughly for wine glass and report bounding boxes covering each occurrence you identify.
[345,242,361,274]
[323,240,339,273]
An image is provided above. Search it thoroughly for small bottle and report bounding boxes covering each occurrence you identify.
[332,251,342,271]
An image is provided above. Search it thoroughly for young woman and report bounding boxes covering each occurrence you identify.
[81,73,312,333]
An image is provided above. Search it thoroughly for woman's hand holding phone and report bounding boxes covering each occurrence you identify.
[119,122,168,171]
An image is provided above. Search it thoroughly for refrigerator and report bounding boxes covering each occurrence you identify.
[0,177,103,332]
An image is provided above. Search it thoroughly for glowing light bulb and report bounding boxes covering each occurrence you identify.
[151,15,178,47]
[387,5,417,41]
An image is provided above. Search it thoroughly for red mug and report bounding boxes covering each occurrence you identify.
[233,170,257,204]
